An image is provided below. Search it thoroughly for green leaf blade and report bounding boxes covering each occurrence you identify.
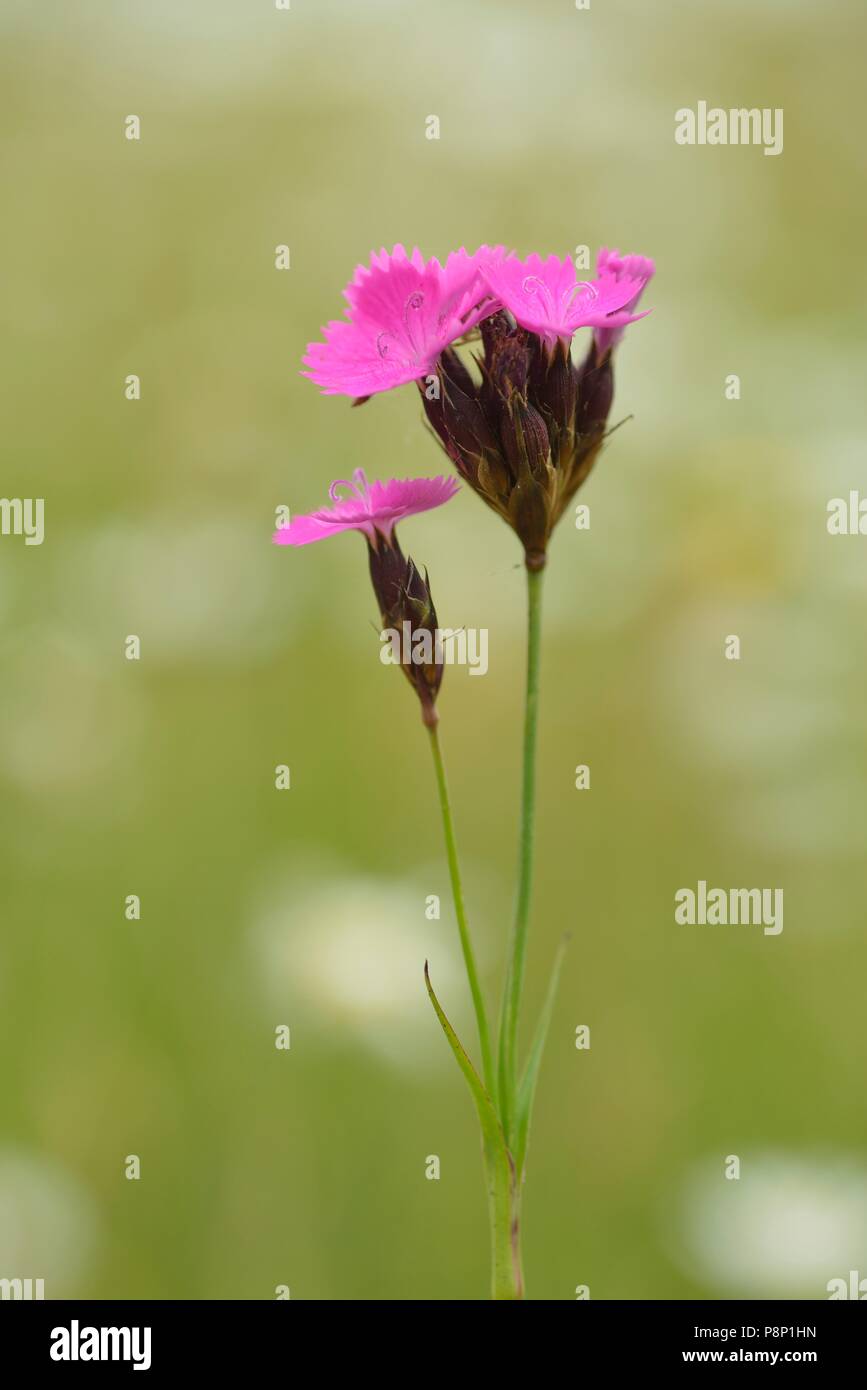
[514,934,569,1177]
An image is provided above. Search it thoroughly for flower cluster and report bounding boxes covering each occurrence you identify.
[280,243,653,714]
[302,243,654,569]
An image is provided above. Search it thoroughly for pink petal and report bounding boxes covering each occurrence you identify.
[303,246,504,398]
[273,472,460,546]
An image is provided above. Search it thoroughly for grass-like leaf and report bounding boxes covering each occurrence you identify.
[424,962,523,1298]
[513,934,569,1177]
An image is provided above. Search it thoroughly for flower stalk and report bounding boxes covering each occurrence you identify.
[427,722,496,1101]
[498,562,545,1141]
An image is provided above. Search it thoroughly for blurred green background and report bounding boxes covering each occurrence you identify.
[1,0,866,1301]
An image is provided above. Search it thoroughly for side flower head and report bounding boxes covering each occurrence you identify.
[273,469,458,724]
[302,244,504,400]
[592,247,655,360]
[420,246,654,569]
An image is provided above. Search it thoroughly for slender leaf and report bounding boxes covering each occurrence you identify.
[513,934,569,1176]
[423,960,504,1153]
[424,962,522,1298]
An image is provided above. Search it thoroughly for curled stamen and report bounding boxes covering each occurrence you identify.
[376,332,392,359]
[329,470,370,506]
[402,291,426,358]
[521,275,555,321]
[563,280,599,310]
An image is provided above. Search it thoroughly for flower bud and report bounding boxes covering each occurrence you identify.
[575,339,614,438]
[530,338,579,439]
[367,533,443,725]
[501,399,550,483]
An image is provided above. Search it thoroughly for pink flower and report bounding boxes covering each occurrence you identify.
[480,252,651,351]
[272,468,459,546]
[593,247,655,357]
[302,244,503,398]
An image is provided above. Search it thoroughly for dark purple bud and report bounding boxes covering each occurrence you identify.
[418,361,500,492]
[576,341,614,438]
[418,376,457,455]
[440,372,499,462]
[530,338,579,434]
[439,347,476,399]
[367,533,443,725]
[479,309,514,362]
[502,399,551,482]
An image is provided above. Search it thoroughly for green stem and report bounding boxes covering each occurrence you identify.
[498,563,545,1140]
[485,1148,524,1299]
[427,722,496,1103]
